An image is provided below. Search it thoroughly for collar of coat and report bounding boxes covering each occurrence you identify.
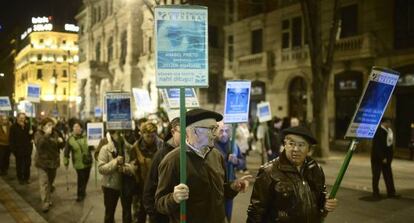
[275,150,318,173]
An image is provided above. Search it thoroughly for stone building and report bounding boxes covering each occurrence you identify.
[14,17,79,117]
[224,0,414,152]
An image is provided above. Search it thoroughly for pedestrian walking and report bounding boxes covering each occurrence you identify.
[215,121,246,222]
[155,108,252,223]
[130,121,163,222]
[64,120,93,201]
[34,117,65,212]
[97,130,136,223]
[371,117,400,199]
[0,114,12,176]
[247,126,337,222]
[143,118,180,223]
[9,113,34,184]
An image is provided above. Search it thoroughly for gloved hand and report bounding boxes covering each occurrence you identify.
[173,183,189,204]
[231,175,253,193]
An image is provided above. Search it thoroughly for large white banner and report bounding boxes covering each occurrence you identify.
[155,6,208,87]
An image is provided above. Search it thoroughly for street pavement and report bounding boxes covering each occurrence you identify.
[1,148,414,222]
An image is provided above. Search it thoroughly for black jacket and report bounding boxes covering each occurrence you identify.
[142,140,175,223]
[371,126,393,163]
[247,151,327,223]
[9,123,33,156]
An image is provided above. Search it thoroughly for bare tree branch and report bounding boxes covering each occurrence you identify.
[324,0,340,76]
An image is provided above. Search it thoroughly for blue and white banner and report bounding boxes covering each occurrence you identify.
[87,122,104,146]
[155,6,208,87]
[27,84,41,103]
[162,88,199,109]
[223,81,251,123]
[132,88,153,113]
[94,106,102,118]
[257,101,272,123]
[0,97,12,111]
[104,92,132,130]
[345,67,399,139]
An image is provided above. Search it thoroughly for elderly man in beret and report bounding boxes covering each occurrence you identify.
[247,126,337,223]
[155,108,252,223]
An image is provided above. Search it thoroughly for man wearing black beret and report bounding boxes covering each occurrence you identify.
[155,108,252,223]
[247,126,337,222]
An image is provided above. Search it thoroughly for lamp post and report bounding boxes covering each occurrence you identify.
[67,50,71,119]
[50,72,58,117]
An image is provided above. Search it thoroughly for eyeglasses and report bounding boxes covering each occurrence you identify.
[194,126,218,134]
[284,139,308,150]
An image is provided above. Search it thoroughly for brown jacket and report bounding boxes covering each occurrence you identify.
[0,123,11,146]
[155,145,238,223]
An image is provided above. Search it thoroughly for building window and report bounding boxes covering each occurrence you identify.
[109,0,113,15]
[63,55,67,61]
[227,35,234,62]
[107,37,113,61]
[282,19,290,49]
[92,7,96,24]
[62,40,66,45]
[292,17,302,47]
[63,88,67,95]
[39,39,44,44]
[95,41,101,62]
[37,69,43,80]
[120,31,127,65]
[208,26,219,48]
[98,6,101,22]
[339,4,358,38]
[63,70,67,78]
[394,0,414,49]
[251,29,263,54]
[37,54,42,61]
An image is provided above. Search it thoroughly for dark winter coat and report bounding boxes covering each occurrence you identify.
[371,126,393,164]
[34,129,65,169]
[247,151,328,223]
[9,123,33,156]
[155,145,239,223]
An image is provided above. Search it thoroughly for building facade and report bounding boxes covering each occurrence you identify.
[76,0,227,119]
[14,18,79,118]
[224,0,414,151]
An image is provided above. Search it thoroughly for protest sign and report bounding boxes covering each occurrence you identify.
[94,106,102,118]
[162,88,199,109]
[223,81,251,123]
[104,92,132,130]
[155,6,208,87]
[87,122,104,146]
[0,97,12,111]
[27,84,41,103]
[257,101,272,123]
[132,88,153,113]
[345,67,399,139]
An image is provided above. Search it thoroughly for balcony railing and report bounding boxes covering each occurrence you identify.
[236,51,271,74]
[334,33,376,60]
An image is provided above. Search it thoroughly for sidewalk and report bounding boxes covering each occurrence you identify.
[0,177,47,223]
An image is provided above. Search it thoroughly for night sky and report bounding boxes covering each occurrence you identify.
[0,0,82,97]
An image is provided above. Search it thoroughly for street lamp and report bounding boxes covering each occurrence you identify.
[50,72,58,116]
[0,73,4,77]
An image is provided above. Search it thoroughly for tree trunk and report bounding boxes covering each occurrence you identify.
[300,0,340,157]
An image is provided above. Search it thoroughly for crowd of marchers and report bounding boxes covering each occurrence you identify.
[0,110,341,223]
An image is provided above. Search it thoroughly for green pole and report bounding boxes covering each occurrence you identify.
[179,88,187,223]
[228,123,237,181]
[94,158,98,188]
[329,139,359,198]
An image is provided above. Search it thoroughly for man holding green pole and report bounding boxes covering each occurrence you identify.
[247,126,337,223]
[155,108,252,223]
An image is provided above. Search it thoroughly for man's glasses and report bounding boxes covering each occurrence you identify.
[194,126,218,134]
[284,139,308,150]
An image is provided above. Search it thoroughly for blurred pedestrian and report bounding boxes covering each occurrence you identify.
[371,118,400,199]
[97,130,136,223]
[0,114,11,176]
[235,123,250,174]
[409,123,414,160]
[9,113,34,184]
[64,120,93,202]
[34,117,65,212]
[264,116,283,161]
[247,126,337,222]
[131,121,163,222]
[155,108,252,223]
[215,121,246,222]
[143,118,180,223]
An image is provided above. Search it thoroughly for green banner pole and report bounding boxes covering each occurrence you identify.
[94,158,98,188]
[228,123,237,181]
[179,87,187,223]
[329,139,359,199]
